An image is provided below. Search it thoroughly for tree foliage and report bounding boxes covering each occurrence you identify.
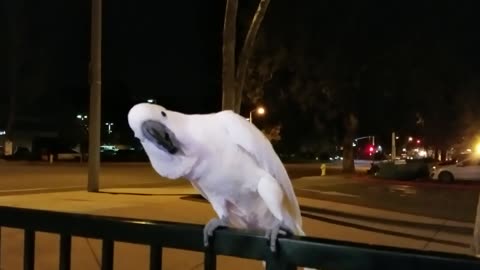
[242,1,373,171]
[261,124,281,143]
[242,1,480,168]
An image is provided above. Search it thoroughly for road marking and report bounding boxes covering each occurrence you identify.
[318,191,360,198]
[0,182,180,194]
[297,189,360,198]
[0,185,85,193]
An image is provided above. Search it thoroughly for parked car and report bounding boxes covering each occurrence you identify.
[431,156,480,182]
[373,158,433,181]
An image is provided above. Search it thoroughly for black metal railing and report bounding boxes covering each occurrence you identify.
[0,205,480,270]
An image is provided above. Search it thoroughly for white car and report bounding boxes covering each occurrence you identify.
[431,157,480,182]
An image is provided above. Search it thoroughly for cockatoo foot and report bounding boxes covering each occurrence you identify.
[264,219,291,252]
[203,216,228,247]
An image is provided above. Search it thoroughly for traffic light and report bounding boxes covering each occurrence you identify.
[366,145,374,156]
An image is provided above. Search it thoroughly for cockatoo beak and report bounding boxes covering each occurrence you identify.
[141,120,179,154]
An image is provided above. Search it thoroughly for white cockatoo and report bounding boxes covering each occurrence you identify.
[127,103,308,254]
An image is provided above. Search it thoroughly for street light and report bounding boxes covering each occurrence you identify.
[77,114,88,121]
[353,135,375,145]
[105,122,114,134]
[249,107,265,124]
[77,115,89,131]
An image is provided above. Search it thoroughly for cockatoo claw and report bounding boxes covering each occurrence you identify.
[264,220,290,252]
[203,217,228,247]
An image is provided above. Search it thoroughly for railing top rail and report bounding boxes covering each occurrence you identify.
[0,205,479,270]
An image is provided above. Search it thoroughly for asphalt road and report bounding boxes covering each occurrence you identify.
[294,176,480,223]
[0,161,479,223]
[0,162,182,195]
[0,161,332,195]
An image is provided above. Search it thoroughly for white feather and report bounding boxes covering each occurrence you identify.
[215,110,304,233]
[128,104,304,234]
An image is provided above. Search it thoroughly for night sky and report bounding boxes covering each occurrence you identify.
[2,1,480,150]
[2,0,225,130]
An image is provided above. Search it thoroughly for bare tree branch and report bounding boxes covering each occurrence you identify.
[233,0,271,113]
[221,0,238,111]
[221,0,271,113]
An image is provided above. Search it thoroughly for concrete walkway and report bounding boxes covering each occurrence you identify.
[0,184,476,270]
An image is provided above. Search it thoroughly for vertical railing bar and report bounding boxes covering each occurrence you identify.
[266,256,275,270]
[149,245,162,270]
[23,230,35,270]
[0,227,3,270]
[204,243,216,270]
[265,250,296,270]
[101,239,114,270]
[59,234,71,270]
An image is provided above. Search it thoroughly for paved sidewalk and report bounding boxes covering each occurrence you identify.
[0,184,476,270]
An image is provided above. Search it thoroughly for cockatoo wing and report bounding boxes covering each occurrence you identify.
[215,110,302,228]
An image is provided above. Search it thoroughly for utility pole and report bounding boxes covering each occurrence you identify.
[472,194,480,257]
[88,0,102,192]
[391,132,396,161]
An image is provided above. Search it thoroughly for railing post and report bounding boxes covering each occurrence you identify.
[265,250,295,270]
[59,234,71,270]
[149,245,162,270]
[101,239,114,270]
[23,230,35,270]
[472,193,480,257]
[204,243,216,270]
[0,227,2,270]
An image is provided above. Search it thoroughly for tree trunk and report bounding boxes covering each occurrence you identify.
[472,193,480,257]
[4,0,26,152]
[342,113,358,173]
[440,149,447,162]
[221,0,238,111]
[5,81,17,142]
[233,0,271,113]
[4,85,16,156]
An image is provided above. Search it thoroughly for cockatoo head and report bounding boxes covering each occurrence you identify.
[128,103,197,179]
